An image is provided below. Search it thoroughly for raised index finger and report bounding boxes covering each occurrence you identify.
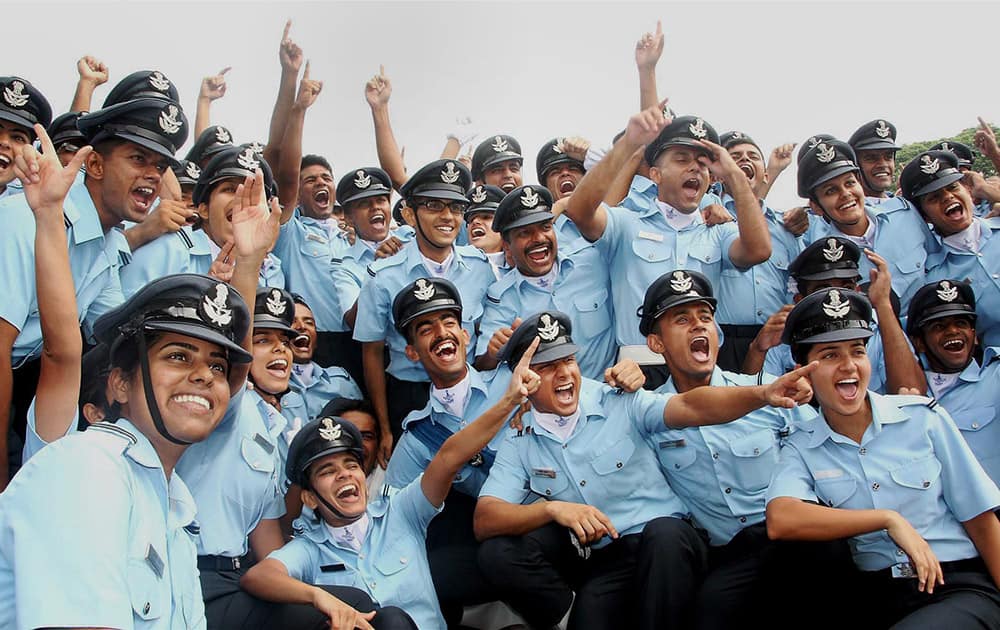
[787,360,819,380]
[516,336,541,371]
[34,124,56,157]
[282,19,292,41]
[219,66,232,76]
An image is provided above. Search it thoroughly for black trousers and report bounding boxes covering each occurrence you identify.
[313,331,367,397]
[200,567,417,629]
[717,324,763,374]
[425,489,498,628]
[478,516,707,630]
[384,375,430,445]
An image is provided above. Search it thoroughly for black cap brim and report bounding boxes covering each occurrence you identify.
[342,187,391,207]
[530,341,579,366]
[0,110,37,135]
[795,268,862,282]
[539,156,583,180]
[144,320,251,363]
[853,140,899,152]
[640,296,717,336]
[910,305,977,335]
[480,154,523,172]
[409,187,469,203]
[498,210,555,233]
[114,131,181,167]
[395,301,461,333]
[911,170,965,199]
[802,164,860,197]
[252,318,298,338]
[648,139,713,164]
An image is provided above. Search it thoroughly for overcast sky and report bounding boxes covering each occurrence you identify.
[13,1,1000,209]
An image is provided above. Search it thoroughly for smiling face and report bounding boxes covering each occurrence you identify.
[0,120,33,187]
[726,142,766,189]
[303,451,368,525]
[647,302,718,388]
[912,315,976,373]
[341,410,379,475]
[503,219,558,277]
[88,141,170,230]
[483,159,523,193]
[918,180,974,236]
[345,194,390,243]
[249,329,293,394]
[544,163,585,201]
[812,171,868,236]
[650,146,711,213]
[804,339,871,418]
[291,302,316,364]
[197,176,240,246]
[407,197,463,252]
[114,332,231,445]
[529,355,582,417]
[857,149,896,196]
[404,309,469,388]
[466,211,502,253]
[299,164,335,219]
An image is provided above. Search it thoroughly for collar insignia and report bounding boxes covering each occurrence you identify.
[3,80,27,108]
[237,147,259,170]
[319,417,342,441]
[158,105,182,135]
[669,270,693,293]
[920,154,940,175]
[822,289,851,319]
[149,72,171,91]
[354,170,371,189]
[440,161,460,184]
[816,143,836,164]
[689,118,708,139]
[936,281,958,302]
[266,289,287,316]
[413,278,435,301]
[215,127,231,143]
[874,120,891,139]
[471,186,487,204]
[491,135,509,153]
[521,186,539,208]
[202,284,233,327]
[538,314,560,341]
[822,238,844,262]
[184,162,201,180]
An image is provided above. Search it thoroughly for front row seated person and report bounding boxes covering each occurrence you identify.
[766,288,1000,629]
[240,334,550,629]
[474,310,817,630]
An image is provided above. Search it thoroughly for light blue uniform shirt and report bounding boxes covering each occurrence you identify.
[176,388,286,557]
[270,478,444,630]
[0,179,127,365]
[121,227,213,298]
[767,393,1000,571]
[386,367,507,496]
[974,199,994,218]
[805,202,930,312]
[0,419,206,629]
[924,218,1000,347]
[925,347,1000,488]
[717,194,805,325]
[289,361,364,420]
[274,210,352,331]
[480,379,687,546]
[478,239,616,380]
[651,368,817,545]
[353,242,495,382]
[331,239,381,332]
[21,397,79,464]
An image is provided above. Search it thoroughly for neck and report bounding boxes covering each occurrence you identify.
[417,238,452,263]
[84,177,117,233]
[821,398,873,444]
[256,388,282,410]
[837,213,870,237]
[432,365,469,390]
[668,366,713,393]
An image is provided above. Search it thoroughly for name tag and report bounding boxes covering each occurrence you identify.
[146,544,164,579]
[253,433,275,454]
[638,230,664,242]
[320,563,347,573]
[659,439,686,449]
[532,467,557,479]
[306,233,328,243]
[814,468,844,480]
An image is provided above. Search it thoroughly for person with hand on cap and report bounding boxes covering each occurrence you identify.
[565,105,772,388]
[475,310,817,630]
[742,236,926,396]
[353,159,495,468]
[848,119,910,211]
[463,184,506,275]
[0,94,188,489]
[475,184,617,380]
[0,76,51,200]
[902,149,1000,348]
[798,138,930,309]
[906,279,1000,489]
[536,136,591,243]
[932,140,1000,218]
[766,287,1000,629]
[241,328,550,630]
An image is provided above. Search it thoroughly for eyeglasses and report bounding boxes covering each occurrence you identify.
[414,199,468,216]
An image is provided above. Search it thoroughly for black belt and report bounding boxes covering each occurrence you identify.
[197,555,242,572]
[720,324,764,337]
[871,556,986,579]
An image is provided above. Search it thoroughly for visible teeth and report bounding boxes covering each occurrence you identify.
[173,394,210,410]
[943,339,964,350]
[315,189,329,202]
[437,225,454,233]
[434,340,456,356]
[293,334,311,349]
[267,359,288,370]
[838,201,856,210]
[136,187,154,196]
[371,213,385,223]
[560,180,575,192]
[739,164,754,178]
[837,379,858,385]
[555,383,572,392]
[336,484,358,498]
[0,155,11,167]
[471,227,486,238]
[527,245,549,255]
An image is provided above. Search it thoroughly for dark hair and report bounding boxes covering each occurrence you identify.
[791,342,811,368]
[320,397,380,444]
[301,154,332,173]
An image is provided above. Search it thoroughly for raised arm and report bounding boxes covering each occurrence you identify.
[975,117,1000,175]
[194,67,230,139]
[263,20,303,169]
[69,56,108,112]
[864,250,926,394]
[755,143,796,200]
[635,20,664,111]
[365,66,408,191]
[276,61,322,217]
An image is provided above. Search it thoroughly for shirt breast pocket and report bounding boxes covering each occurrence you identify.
[890,249,923,276]
[375,546,415,578]
[951,406,996,433]
[127,557,165,622]
[573,289,609,339]
[727,429,779,491]
[529,471,569,498]
[688,243,720,270]
[889,456,943,527]
[300,234,330,259]
[631,237,672,265]
[890,457,942,492]
[657,439,697,473]
[591,437,636,476]
[241,435,277,474]
[815,476,858,508]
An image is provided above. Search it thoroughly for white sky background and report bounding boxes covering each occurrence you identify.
[11,0,1000,210]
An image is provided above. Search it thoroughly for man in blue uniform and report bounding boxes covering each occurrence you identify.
[471,134,523,193]
[848,119,908,210]
[464,184,506,274]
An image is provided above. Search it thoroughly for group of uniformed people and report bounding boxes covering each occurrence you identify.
[1,16,1000,630]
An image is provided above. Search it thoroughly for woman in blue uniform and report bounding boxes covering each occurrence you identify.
[766,287,1000,629]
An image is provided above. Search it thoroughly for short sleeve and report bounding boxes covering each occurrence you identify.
[395,474,444,532]
[0,202,37,332]
[385,433,432,490]
[352,277,391,343]
[22,397,79,465]
[269,537,321,584]
[626,388,672,436]
[765,440,820,505]
[479,433,530,504]
[928,406,1000,521]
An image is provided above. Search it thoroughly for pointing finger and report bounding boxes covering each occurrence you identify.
[219,66,232,76]
[282,19,292,42]
[516,336,541,372]
[34,124,56,157]
[303,60,310,80]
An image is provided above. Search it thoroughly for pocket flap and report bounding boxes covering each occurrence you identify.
[591,438,636,475]
[890,457,942,490]
[728,429,777,458]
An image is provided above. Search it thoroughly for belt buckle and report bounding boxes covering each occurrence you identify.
[233,557,241,571]
[890,562,915,579]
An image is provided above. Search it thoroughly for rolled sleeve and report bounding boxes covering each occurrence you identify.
[765,440,819,505]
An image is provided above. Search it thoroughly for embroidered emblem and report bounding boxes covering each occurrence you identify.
[354,170,371,189]
[920,154,940,175]
[688,118,708,139]
[936,281,958,303]
[319,417,342,441]
[730,131,743,139]
[184,162,201,180]
[471,186,487,204]
[3,80,28,108]
[521,186,539,208]
[537,314,560,341]
[440,161,460,184]
[822,238,844,262]
[669,270,693,293]
[158,105,182,134]
[248,141,265,155]
[874,120,891,139]
[237,147,259,170]
[816,143,836,164]
[148,71,171,91]
[491,135,509,153]
[266,289,286,316]
[822,289,851,319]
[442,390,455,404]
[940,142,952,152]
[552,138,565,154]
[808,136,822,149]
[201,284,233,327]
[215,127,231,143]
[413,278,435,301]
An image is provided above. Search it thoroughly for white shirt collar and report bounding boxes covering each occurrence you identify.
[942,219,983,253]
[523,263,558,291]
[839,213,878,250]
[325,513,370,552]
[292,361,315,387]
[532,408,582,442]
[927,371,961,398]
[431,371,472,417]
[422,250,455,277]
[656,199,698,231]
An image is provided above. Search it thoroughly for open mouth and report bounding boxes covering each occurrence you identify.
[313,189,330,208]
[368,212,386,231]
[265,358,289,378]
[525,242,551,264]
[0,154,11,170]
[335,483,361,501]
[872,168,891,179]
[431,337,459,360]
[837,199,858,213]
[132,186,156,212]
[500,182,516,192]
[690,336,710,362]
[172,393,212,412]
[292,334,311,350]
[682,177,701,192]
[559,178,576,194]
[944,201,965,220]
[470,225,487,239]
[942,338,966,353]
[738,163,755,180]
[835,378,860,400]
[435,223,455,237]
[554,381,575,405]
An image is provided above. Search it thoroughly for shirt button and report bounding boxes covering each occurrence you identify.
[359,553,365,559]
[756,310,763,317]
[545,489,552,496]
[674,463,681,469]
[400,557,408,565]
[739,516,747,523]
[143,603,151,615]
[712,452,720,460]
[580,480,587,487]
[859,448,866,455]
[922,481,931,488]
[973,423,980,429]
[752,447,760,455]
[724,487,732,494]
[562,444,568,449]
[872,482,880,491]
[616,462,623,468]
[897,549,905,556]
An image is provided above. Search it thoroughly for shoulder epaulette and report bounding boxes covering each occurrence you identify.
[331,257,343,265]
[367,265,377,278]
[118,250,132,266]
[486,293,501,304]
[894,394,935,408]
[89,420,139,445]
[177,229,194,249]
